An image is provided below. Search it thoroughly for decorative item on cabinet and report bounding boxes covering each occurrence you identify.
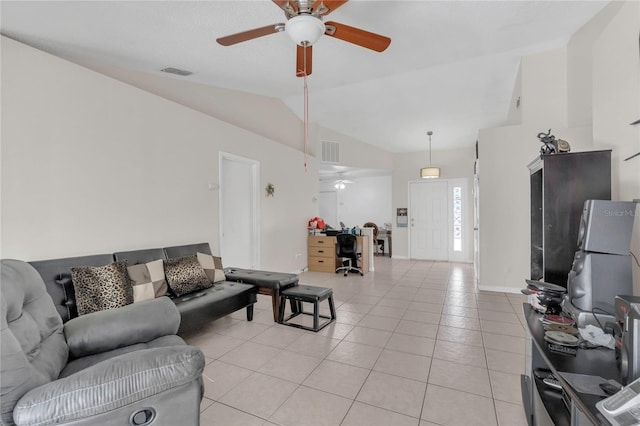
[536,129,570,155]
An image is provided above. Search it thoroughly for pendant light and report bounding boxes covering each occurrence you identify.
[420,130,440,179]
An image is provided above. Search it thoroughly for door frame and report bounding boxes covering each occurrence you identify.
[219,151,260,269]
[408,178,470,262]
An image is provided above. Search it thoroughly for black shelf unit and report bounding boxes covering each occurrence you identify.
[528,150,611,287]
[522,304,620,425]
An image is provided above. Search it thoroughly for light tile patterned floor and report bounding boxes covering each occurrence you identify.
[185,257,529,426]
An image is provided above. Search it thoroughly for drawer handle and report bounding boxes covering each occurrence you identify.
[318,240,324,243]
[318,250,324,253]
[318,260,324,263]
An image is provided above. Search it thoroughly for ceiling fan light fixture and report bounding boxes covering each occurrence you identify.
[285,14,325,46]
[334,181,346,190]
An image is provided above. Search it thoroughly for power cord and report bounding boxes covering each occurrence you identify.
[630,251,640,268]
[590,307,614,331]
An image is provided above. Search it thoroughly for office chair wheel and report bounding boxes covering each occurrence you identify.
[359,272,363,276]
[344,272,348,277]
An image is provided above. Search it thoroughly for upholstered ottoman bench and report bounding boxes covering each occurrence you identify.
[224,268,299,321]
[278,285,336,332]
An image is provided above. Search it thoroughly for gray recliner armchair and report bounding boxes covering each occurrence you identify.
[1,259,205,426]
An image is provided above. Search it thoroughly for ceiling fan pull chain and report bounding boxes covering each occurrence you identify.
[303,45,309,172]
[304,73,309,172]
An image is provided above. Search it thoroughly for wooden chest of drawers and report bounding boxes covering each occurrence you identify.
[307,236,337,272]
[307,235,369,274]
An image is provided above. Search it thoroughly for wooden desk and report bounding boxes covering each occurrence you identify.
[308,235,369,274]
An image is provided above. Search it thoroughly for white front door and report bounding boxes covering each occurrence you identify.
[219,152,260,269]
[409,181,448,260]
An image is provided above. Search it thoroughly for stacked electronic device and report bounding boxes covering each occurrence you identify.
[562,200,635,328]
[522,279,566,315]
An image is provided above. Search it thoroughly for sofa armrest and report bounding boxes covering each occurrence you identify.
[64,297,180,358]
[13,345,204,426]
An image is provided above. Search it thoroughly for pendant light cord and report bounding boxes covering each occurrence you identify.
[303,45,309,172]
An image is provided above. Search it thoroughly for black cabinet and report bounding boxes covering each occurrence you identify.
[522,304,620,426]
[528,150,611,287]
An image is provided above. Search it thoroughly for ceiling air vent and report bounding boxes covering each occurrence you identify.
[321,141,340,164]
[160,67,192,76]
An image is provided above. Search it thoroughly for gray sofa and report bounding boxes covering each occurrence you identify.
[0,259,205,426]
[30,242,258,335]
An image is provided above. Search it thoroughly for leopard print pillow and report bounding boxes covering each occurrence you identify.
[71,260,133,316]
[164,255,213,297]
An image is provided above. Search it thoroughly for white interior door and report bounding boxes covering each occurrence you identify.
[318,191,338,229]
[219,152,260,269]
[409,181,448,260]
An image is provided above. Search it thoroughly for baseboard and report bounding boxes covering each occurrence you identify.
[389,256,473,263]
[478,284,523,294]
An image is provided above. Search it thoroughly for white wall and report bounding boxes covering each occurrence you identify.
[73,60,396,170]
[316,127,393,171]
[392,146,476,262]
[478,124,594,293]
[478,1,640,293]
[80,62,308,154]
[478,47,593,293]
[590,0,640,293]
[1,36,317,273]
[319,175,392,230]
[566,2,625,128]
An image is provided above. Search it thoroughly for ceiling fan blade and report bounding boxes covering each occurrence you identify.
[272,0,298,15]
[312,0,348,16]
[296,45,313,77]
[324,21,391,52]
[216,24,284,46]
[272,0,291,8]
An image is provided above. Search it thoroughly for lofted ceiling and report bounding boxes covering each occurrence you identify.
[1,1,608,156]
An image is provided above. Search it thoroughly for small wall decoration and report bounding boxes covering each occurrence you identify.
[397,208,408,227]
[265,182,275,197]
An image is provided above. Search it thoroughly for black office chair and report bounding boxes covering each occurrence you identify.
[335,233,363,276]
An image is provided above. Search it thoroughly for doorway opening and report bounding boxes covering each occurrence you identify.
[318,191,338,230]
[219,152,260,269]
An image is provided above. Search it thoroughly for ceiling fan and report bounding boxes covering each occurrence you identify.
[216,0,391,77]
[333,173,355,189]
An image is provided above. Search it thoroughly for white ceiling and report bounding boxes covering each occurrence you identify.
[1,1,608,154]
